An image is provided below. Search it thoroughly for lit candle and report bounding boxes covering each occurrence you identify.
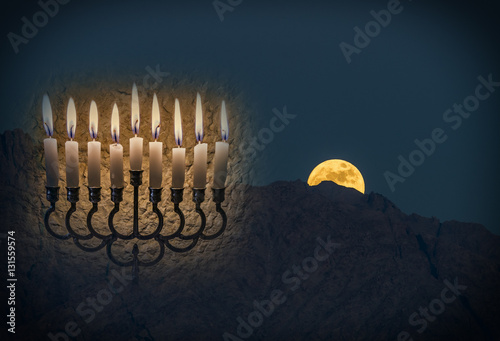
[42,94,59,187]
[149,93,162,188]
[65,98,79,188]
[213,100,229,189]
[130,83,143,170]
[172,98,185,189]
[110,104,124,188]
[193,93,207,189]
[88,100,101,188]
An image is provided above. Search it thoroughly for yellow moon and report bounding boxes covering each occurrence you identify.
[307,159,365,194]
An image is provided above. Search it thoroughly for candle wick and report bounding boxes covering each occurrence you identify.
[93,138,96,142]
[154,124,160,140]
[44,122,51,136]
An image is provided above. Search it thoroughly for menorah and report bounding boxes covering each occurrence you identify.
[44,172,227,277]
[42,86,230,277]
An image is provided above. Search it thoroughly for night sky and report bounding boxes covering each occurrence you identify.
[1,0,499,233]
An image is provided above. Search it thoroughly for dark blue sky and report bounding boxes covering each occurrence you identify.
[1,0,499,233]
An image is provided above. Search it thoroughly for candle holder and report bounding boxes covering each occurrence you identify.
[43,171,227,277]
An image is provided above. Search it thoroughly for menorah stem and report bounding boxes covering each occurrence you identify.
[130,170,143,238]
[133,184,139,236]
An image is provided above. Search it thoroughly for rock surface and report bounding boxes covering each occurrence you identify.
[0,129,499,341]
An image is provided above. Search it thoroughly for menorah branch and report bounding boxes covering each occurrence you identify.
[201,188,227,240]
[44,187,71,240]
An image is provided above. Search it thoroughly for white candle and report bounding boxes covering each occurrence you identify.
[193,93,207,189]
[44,138,59,187]
[110,104,124,188]
[88,100,101,188]
[213,100,229,189]
[149,93,162,188]
[65,141,79,187]
[130,83,143,170]
[172,148,185,188]
[65,98,79,188]
[130,136,143,170]
[172,99,185,189]
[193,143,207,189]
[42,94,59,187]
[88,141,101,187]
[110,144,124,188]
[149,142,162,188]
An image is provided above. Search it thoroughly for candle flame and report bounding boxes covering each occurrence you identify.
[66,97,77,139]
[195,93,203,142]
[221,100,229,141]
[89,100,98,139]
[152,93,160,140]
[174,98,183,146]
[131,83,140,135]
[42,94,53,137]
[111,103,120,143]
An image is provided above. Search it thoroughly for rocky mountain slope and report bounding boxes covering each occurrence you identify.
[1,129,499,341]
